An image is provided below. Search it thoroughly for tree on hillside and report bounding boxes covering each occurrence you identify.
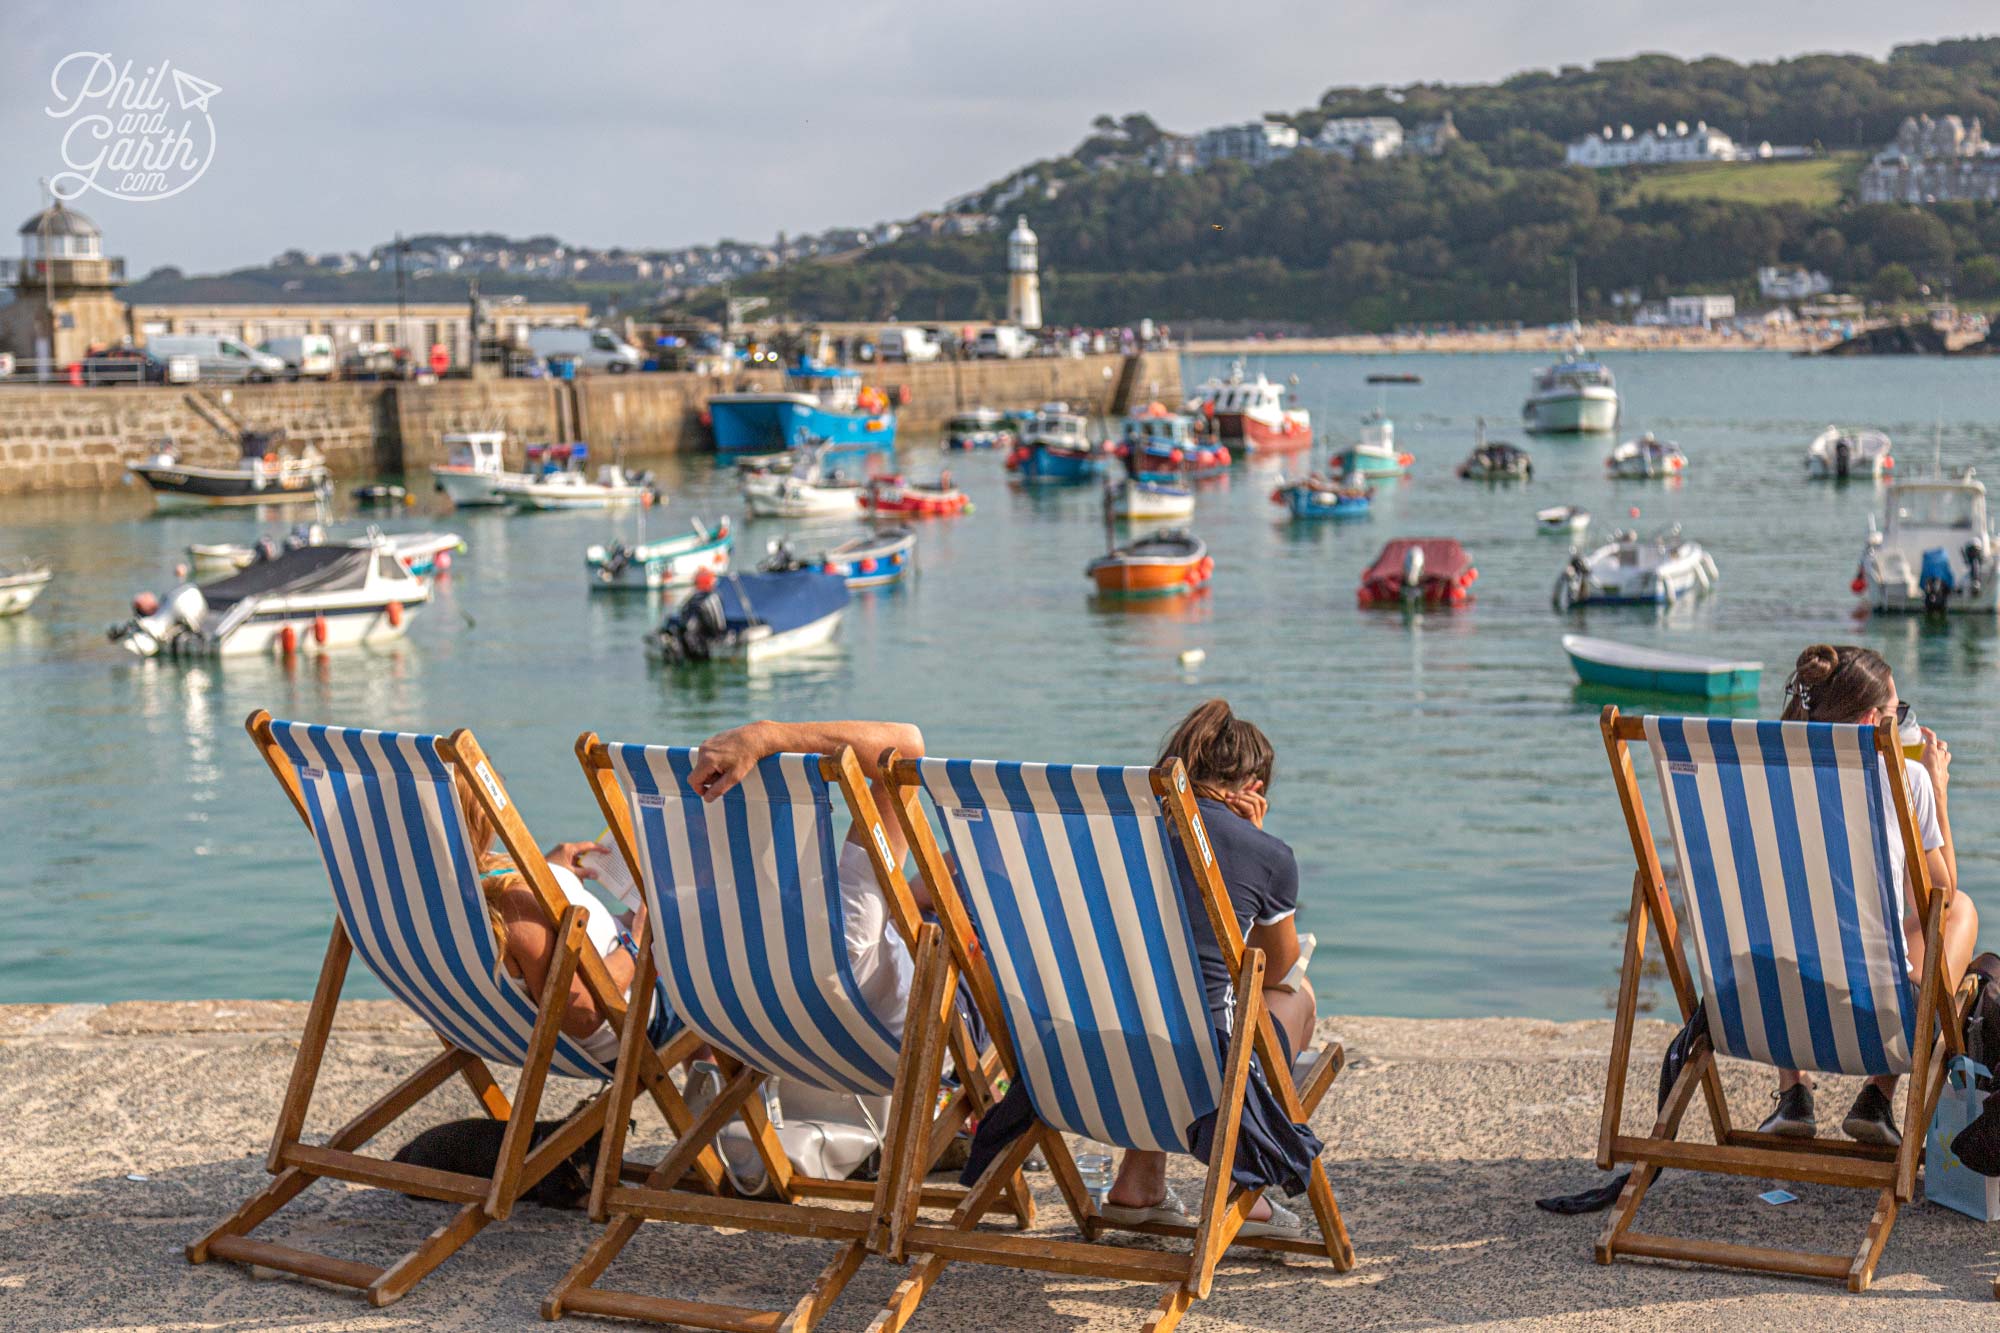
[1869,263,1919,304]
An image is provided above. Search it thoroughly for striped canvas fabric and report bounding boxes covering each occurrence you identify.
[267,721,614,1081]
[1644,716,1916,1077]
[605,745,902,1097]
[913,758,1225,1154]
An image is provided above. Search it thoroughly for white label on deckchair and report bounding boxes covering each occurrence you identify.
[1192,818,1214,867]
[636,793,666,809]
[298,766,325,782]
[873,824,894,865]
[473,761,506,811]
[1667,761,1700,776]
[951,807,984,822]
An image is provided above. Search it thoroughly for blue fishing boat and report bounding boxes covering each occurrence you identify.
[1272,477,1372,519]
[815,527,916,589]
[648,567,849,664]
[705,359,897,460]
[1121,407,1230,482]
[1007,404,1106,485]
[1562,634,1761,698]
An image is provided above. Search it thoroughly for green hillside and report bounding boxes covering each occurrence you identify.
[1623,154,1864,208]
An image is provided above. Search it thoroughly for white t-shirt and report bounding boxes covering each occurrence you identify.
[837,840,914,1041]
[1882,762,1945,935]
[544,863,631,1065]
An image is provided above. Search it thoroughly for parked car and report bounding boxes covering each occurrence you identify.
[144,334,288,383]
[972,324,1034,360]
[526,326,642,373]
[80,347,171,386]
[878,326,942,363]
[260,334,336,379]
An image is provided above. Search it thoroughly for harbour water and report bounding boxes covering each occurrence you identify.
[4,349,1998,1018]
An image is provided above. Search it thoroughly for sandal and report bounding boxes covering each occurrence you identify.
[1237,1198,1306,1241]
[1096,1185,1191,1227]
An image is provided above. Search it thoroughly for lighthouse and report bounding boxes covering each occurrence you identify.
[1007,215,1042,330]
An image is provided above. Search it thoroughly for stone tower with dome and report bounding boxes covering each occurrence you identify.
[0,200,131,365]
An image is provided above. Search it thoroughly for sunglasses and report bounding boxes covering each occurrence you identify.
[1895,701,1913,728]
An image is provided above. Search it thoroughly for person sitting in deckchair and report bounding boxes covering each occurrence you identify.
[1101,698,1317,1238]
[679,719,929,1036]
[452,767,655,1065]
[1758,644,1979,1146]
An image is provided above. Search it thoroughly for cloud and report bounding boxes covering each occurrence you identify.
[0,0,1990,273]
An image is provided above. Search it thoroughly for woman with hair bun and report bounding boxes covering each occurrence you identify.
[1098,699,1320,1239]
[1757,644,1978,1146]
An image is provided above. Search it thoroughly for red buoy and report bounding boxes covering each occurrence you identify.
[1851,575,1868,594]
[312,614,328,645]
[859,557,878,574]
[280,624,298,655]
[387,600,404,628]
[694,566,717,593]
[434,550,452,572]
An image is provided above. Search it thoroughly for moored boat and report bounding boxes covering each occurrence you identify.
[1457,424,1532,480]
[0,562,52,616]
[741,445,867,519]
[706,359,897,460]
[1606,433,1686,480]
[1333,411,1412,478]
[429,431,525,508]
[1553,526,1716,609]
[1105,477,1195,523]
[1806,426,1894,481]
[1357,538,1476,608]
[861,473,972,517]
[127,432,329,509]
[1523,349,1620,434]
[188,525,464,580]
[1562,634,1761,698]
[1856,469,1999,614]
[1007,404,1106,484]
[647,566,849,664]
[1198,364,1311,454]
[1537,505,1591,535]
[945,408,1015,451]
[1086,529,1211,599]
[812,527,917,588]
[498,443,659,510]
[1121,405,1229,481]
[585,517,732,591]
[1271,474,1372,520]
[109,540,429,658]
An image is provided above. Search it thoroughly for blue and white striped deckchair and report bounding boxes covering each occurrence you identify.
[190,711,713,1310]
[862,753,1353,1333]
[547,736,1028,1331]
[1597,708,1965,1292]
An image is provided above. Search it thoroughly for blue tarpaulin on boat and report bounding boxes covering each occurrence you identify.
[714,569,849,630]
[1921,547,1956,592]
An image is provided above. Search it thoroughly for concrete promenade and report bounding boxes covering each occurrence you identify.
[5,1001,2000,1330]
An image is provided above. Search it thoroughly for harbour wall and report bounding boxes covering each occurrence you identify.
[0,352,1180,496]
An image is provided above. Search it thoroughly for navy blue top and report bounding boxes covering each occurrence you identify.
[1171,797,1302,1019]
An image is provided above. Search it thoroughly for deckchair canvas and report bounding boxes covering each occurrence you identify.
[187,711,718,1308]
[1596,707,1970,1290]
[543,737,1031,1331]
[869,752,1354,1333]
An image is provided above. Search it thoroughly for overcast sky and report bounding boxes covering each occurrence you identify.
[2,2,1993,275]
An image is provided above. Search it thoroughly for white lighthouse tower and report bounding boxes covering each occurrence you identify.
[1007,215,1042,330]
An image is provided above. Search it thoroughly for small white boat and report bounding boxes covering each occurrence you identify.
[1607,433,1686,480]
[586,517,732,591]
[0,562,52,615]
[815,527,917,589]
[1563,634,1761,698]
[1537,505,1591,535]
[110,540,430,658]
[740,444,867,519]
[1554,526,1717,609]
[430,431,528,508]
[647,567,849,664]
[1806,426,1894,481]
[1858,469,1999,614]
[500,444,659,511]
[1523,348,1620,435]
[189,526,464,580]
[127,433,330,509]
[1104,477,1195,523]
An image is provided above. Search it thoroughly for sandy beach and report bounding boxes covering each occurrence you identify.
[7,1000,2000,1331]
[1185,323,1840,356]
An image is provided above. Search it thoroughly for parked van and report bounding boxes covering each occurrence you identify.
[259,334,336,379]
[526,326,643,373]
[972,324,1034,360]
[877,325,941,363]
[145,334,288,382]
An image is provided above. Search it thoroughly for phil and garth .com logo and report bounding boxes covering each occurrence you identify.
[46,53,220,203]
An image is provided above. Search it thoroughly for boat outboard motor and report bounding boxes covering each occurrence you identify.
[1556,553,1590,610]
[1400,544,1425,604]
[661,583,729,663]
[1920,547,1956,613]
[1965,542,1987,598]
[1834,437,1852,480]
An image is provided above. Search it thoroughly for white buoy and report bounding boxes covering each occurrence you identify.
[1179,648,1206,668]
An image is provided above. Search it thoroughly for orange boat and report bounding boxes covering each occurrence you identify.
[1087,530,1212,599]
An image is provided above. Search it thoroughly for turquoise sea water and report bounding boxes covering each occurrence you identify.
[3,349,1998,1018]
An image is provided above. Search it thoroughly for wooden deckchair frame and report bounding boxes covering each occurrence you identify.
[544,737,1033,1330]
[1596,705,1971,1291]
[869,751,1355,1333]
[187,710,721,1308]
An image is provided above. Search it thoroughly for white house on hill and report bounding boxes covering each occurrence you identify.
[1567,121,1777,168]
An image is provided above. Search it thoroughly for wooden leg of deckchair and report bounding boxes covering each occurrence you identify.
[1302,1157,1355,1271]
[1143,1288,1195,1333]
[367,1200,491,1307]
[1599,875,1648,1170]
[780,1239,870,1332]
[544,1213,644,1320]
[1597,1042,1710,1266]
[1039,1125,1100,1237]
[456,1045,514,1122]
[1849,1188,1899,1292]
[865,1130,1041,1333]
[590,937,656,1224]
[875,925,955,1260]
[264,920,352,1175]
[1187,948,1264,1300]
[1595,1164,1659,1264]
[489,908,586,1221]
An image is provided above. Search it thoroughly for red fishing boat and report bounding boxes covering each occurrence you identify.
[1356,538,1477,608]
[860,474,972,517]
[1195,365,1312,454]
